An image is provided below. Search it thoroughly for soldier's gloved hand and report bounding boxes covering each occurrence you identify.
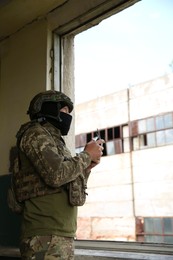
[84,139,104,163]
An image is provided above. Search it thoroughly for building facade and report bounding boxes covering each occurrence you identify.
[75,73,173,243]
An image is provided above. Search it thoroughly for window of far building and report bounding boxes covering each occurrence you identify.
[75,112,173,155]
[75,124,130,156]
[131,112,173,151]
[136,217,173,243]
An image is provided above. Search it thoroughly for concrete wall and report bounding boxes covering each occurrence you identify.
[129,74,173,121]
[130,74,173,216]
[75,89,129,135]
[77,154,135,241]
[133,145,173,216]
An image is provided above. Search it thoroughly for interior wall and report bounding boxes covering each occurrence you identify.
[0,19,50,174]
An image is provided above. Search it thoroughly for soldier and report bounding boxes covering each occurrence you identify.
[13,90,104,259]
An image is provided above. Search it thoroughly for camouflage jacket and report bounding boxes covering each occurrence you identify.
[13,121,91,202]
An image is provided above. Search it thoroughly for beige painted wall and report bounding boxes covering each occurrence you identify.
[0,19,51,174]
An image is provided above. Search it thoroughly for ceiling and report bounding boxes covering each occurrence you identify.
[0,0,140,41]
[0,0,66,41]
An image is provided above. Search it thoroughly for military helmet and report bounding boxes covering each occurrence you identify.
[27,90,73,118]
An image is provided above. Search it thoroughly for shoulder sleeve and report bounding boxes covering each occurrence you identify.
[20,124,91,187]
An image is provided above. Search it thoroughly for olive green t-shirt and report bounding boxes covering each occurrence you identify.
[20,189,77,239]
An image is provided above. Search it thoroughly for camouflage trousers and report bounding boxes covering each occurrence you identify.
[20,235,74,260]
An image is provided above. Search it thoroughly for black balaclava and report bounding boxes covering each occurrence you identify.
[41,102,72,135]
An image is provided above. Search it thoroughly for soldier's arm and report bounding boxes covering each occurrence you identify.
[20,126,92,188]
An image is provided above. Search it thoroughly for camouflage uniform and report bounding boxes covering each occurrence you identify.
[14,121,91,202]
[13,121,91,259]
[20,235,74,259]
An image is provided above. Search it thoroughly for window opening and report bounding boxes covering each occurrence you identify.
[113,126,120,138]
[164,113,173,128]
[147,132,156,147]
[100,129,106,140]
[106,140,115,155]
[122,125,129,138]
[86,133,92,142]
[136,217,173,244]
[131,112,173,150]
[76,112,173,153]
[146,117,155,132]
[156,115,164,130]
[131,121,138,136]
[108,128,113,140]
[156,130,165,146]
[123,138,130,152]
[138,120,146,134]
[165,129,173,144]
[73,0,173,243]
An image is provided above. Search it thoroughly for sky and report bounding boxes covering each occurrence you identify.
[74,0,173,104]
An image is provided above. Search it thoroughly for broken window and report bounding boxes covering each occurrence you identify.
[131,112,173,150]
[136,217,173,244]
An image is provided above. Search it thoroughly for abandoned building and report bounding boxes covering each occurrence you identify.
[75,73,173,243]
